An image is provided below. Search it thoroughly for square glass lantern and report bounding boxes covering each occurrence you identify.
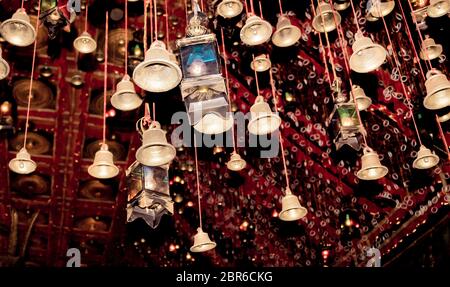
[336,103,360,131]
[327,102,362,150]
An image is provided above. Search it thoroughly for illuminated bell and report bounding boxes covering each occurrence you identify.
[190,227,217,253]
[250,54,271,72]
[0,8,36,47]
[334,0,351,11]
[419,37,443,61]
[193,113,234,135]
[248,96,281,135]
[217,0,243,19]
[226,152,246,171]
[271,15,301,48]
[240,15,273,46]
[427,0,450,18]
[423,69,450,110]
[438,111,450,123]
[73,31,97,54]
[349,31,386,73]
[8,148,36,174]
[136,122,176,166]
[369,0,395,18]
[351,85,372,111]
[279,188,308,221]
[413,145,439,170]
[132,40,182,92]
[111,75,143,111]
[88,143,119,179]
[0,48,10,80]
[356,147,388,180]
[312,2,341,33]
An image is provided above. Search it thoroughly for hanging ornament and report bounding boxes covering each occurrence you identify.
[334,0,351,11]
[349,31,387,73]
[272,15,301,48]
[136,121,176,167]
[312,2,341,33]
[356,146,388,180]
[9,148,37,175]
[368,0,395,18]
[351,85,372,111]
[216,0,244,19]
[88,143,120,179]
[248,96,281,135]
[279,187,308,221]
[0,48,10,80]
[423,69,450,110]
[0,8,36,47]
[226,152,247,171]
[240,1,273,47]
[427,0,450,18]
[419,37,443,61]
[250,54,271,72]
[413,145,440,170]
[73,0,97,54]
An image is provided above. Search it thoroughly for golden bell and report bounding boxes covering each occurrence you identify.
[423,69,450,110]
[8,148,36,174]
[193,113,234,135]
[73,31,97,54]
[438,111,450,123]
[271,15,301,48]
[0,8,36,47]
[349,31,387,73]
[226,152,246,171]
[111,75,143,111]
[240,15,273,46]
[312,2,341,33]
[133,40,182,92]
[419,37,443,61]
[250,54,271,72]
[356,146,388,180]
[413,145,440,170]
[279,188,308,221]
[427,0,450,18]
[369,0,395,18]
[0,48,10,80]
[88,143,119,179]
[217,0,244,18]
[351,85,372,111]
[190,227,217,253]
[136,122,176,166]
[334,0,351,11]
[248,96,281,135]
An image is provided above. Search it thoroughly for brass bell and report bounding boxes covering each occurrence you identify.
[423,69,450,110]
[136,121,176,166]
[369,0,395,18]
[334,0,351,11]
[240,15,273,46]
[279,188,308,221]
[250,54,271,72]
[356,146,388,180]
[88,143,119,179]
[226,152,246,171]
[216,0,244,19]
[271,15,301,48]
[73,31,97,54]
[111,75,143,111]
[193,113,234,135]
[248,96,281,135]
[419,37,443,61]
[427,0,450,18]
[349,31,387,73]
[0,48,10,80]
[351,85,372,111]
[413,145,439,170]
[190,227,217,253]
[9,148,37,175]
[0,8,36,47]
[312,2,341,33]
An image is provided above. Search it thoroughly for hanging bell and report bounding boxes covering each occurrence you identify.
[250,54,271,72]
[271,15,301,48]
[111,75,143,111]
[279,188,308,221]
[312,2,341,33]
[73,31,97,54]
[349,31,387,73]
[88,143,119,179]
[423,69,450,110]
[438,110,450,123]
[240,15,273,46]
[413,145,440,170]
[136,121,176,166]
[8,148,37,174]
[334,0,351,11]
[0,48,10,80]
[248,96,281,135]
[0,8,36,47]
[427,0,450,18]
[419,37,443,61]
[369,0,395,18]
[193,113,234,135]
[226,152,246,171]
[132,40,182,92]
[356,146,388,180]
[216,0,244,19]
[351,85,372,111]
[190,227,217,253]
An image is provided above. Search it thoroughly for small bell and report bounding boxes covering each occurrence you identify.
[73,31,97,54]
[349,31,387,73]
[247,96,281,135]
[419,37,443,61]
[279,188,308,221]
[312,2,341,33]
[423,69,450,110]
[356,146,388,180]
[250,54,271,72]
[111,75,143,111]
[216,0,244,19]
[226,152,246,171]
[9,148,37,175]
[190,227,217,253]
[427,0,450,18]
[136,122,176,166]
[413,145,440,170]
[271,15,301,48]
[240,15,273,46]
[88,143,119,179]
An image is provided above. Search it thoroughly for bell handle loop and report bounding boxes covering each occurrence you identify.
[363,145,374,154]
[426,68,440,79]
[255,95,265,104]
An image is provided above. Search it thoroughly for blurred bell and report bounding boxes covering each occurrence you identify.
[217,0,243,18]
[111,75,143,111]
[369,0,395,18]
[8,148,36,174]
[190,227,217,253]
[136,122,176,166]
[0,8,36,47]
[413,145,439,169]
[272,15,301,47]
[438,111,450,123]
[0,48,10,80]
[279,188,308,221]
[88,143,119,179]
[312,2,341,33]
[250,54,271,72]
[419,37,443,61]
[423,69,450,110]
[356,146,388,180]
[193,113,234,135]
[240,15,273,46]
[226,152,246,171]
[248,96,281,135]
[334,0,351,11]
[351,85,372,111]
[132,40,182,92]
[427,0,450,18]
[73,31,97,54]
[349,31,386,73]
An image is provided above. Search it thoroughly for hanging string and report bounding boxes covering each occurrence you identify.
[252,54,261,96]
[143,0,148,51]
[153,102,156,122]
[23,0,41,150]
[348,0,361,31]
[149,0,153,44]
[193,136,203,228]
[154,0,158,41]
[436,115,450,161]
[103,12,109,145]
[278,0,284,15]
[221,28,237,154]
[249,0,255,14]
[165,0,170,47]
[84,0,89,32]
[244,0,249,15]
[259,1,264,19]
[21,0,24,9]
[124,0,128,71]
[184,0,189,25]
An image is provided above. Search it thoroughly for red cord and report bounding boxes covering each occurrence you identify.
[103,12,109,145]
[124,0,128,69]
[84,0,89,32]
[193,136,203,227]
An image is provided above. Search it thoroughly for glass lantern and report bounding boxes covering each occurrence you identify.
[327,102,363,150]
